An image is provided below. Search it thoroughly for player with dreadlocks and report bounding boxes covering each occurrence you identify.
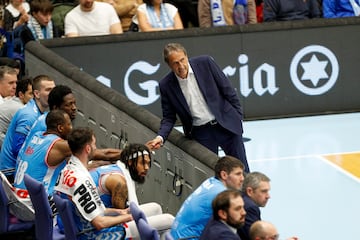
[118,143,152,184]
[90,143,174,239]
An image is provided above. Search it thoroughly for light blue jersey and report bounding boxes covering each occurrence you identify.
[14,131,65,195]
[0,99,45,171]
[90,164,124,207]
[170,177,226,239]
[26,112,48,144]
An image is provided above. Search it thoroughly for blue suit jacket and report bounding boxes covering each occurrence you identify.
[158,55,243,141]
[238,194,261,240]
[200,217,241,240]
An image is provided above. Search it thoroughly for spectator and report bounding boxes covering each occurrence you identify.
[13,109,72,208]
[0,77,33,149]
[198,0,257,27]
[51,0,77,36]
[0,1,5,28]
[169,155,245,239]
[64,0,123,37]
[90,143,174,239]
[323,0,359,18]
[147,43,249,173]
[98,0,143,32]
[0,65,17,104]
[21,0,60,45]
[317,0,323,17]
[3,0,30,32]
[0,74,55,181]
[0,57,21,77]
[135,0,183,32]
[263,0,321,21]
[249,220,298,240]
[238,172,271,240]
[166,0,199,27]
[55,127,133,239]
[200,189,246,240]
[255,0,264,22]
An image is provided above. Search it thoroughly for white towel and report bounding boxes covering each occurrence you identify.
[116,161,139,205]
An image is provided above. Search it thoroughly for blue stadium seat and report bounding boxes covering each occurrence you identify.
[165,231,174,240]
[53,193,80,240]
[23,174,64,240]
[129,201,147,224]
[137,218,160,240]
[0,172,34,236]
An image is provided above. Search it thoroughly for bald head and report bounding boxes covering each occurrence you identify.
[249,221,279,240]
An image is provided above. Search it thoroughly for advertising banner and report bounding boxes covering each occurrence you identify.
[46,22,360,119]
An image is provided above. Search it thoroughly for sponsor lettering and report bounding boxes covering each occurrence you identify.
[14,160,28,185]
[30,135,44,145]
[124,61,160,105]
[24,146,34,155]
[74,183,96,213]
[118,44,339,104]
[15,188,29,198]
[62,170,77,187]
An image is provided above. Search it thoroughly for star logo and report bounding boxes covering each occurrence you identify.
[290,45,339,95]
[300,54,329,86]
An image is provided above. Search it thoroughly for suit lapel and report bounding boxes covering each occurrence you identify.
[190,59,207,102]
[168,73,192,115]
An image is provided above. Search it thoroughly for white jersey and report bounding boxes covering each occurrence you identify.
[54,155,106,221]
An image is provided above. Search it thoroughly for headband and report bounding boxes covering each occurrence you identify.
[128,150,150,160]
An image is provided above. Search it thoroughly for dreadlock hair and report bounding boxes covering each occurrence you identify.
[119,143,151,183]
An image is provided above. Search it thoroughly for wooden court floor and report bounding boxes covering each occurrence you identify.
[324,152,360,179]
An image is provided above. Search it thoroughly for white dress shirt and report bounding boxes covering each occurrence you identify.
[176,64,215,126]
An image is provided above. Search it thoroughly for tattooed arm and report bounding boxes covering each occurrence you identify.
[105,174,128,209]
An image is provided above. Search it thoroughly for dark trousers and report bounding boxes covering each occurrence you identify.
[192,123,249,173]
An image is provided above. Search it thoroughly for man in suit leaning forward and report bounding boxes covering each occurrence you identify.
[147,42,249,172]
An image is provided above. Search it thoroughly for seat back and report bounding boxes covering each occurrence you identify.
[129,201,147,224]
[164,230,199,240]
[23,174,54,240]
[53,194,78,240]
[137,218,160,240]
[0,172,34,235]
[164,231,174,240]
[0,173,10,233]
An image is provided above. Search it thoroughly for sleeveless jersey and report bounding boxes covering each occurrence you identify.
[26,112,48,144]
[0,99,44,170]
[90,164,124,207]
[14,131,65,195]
